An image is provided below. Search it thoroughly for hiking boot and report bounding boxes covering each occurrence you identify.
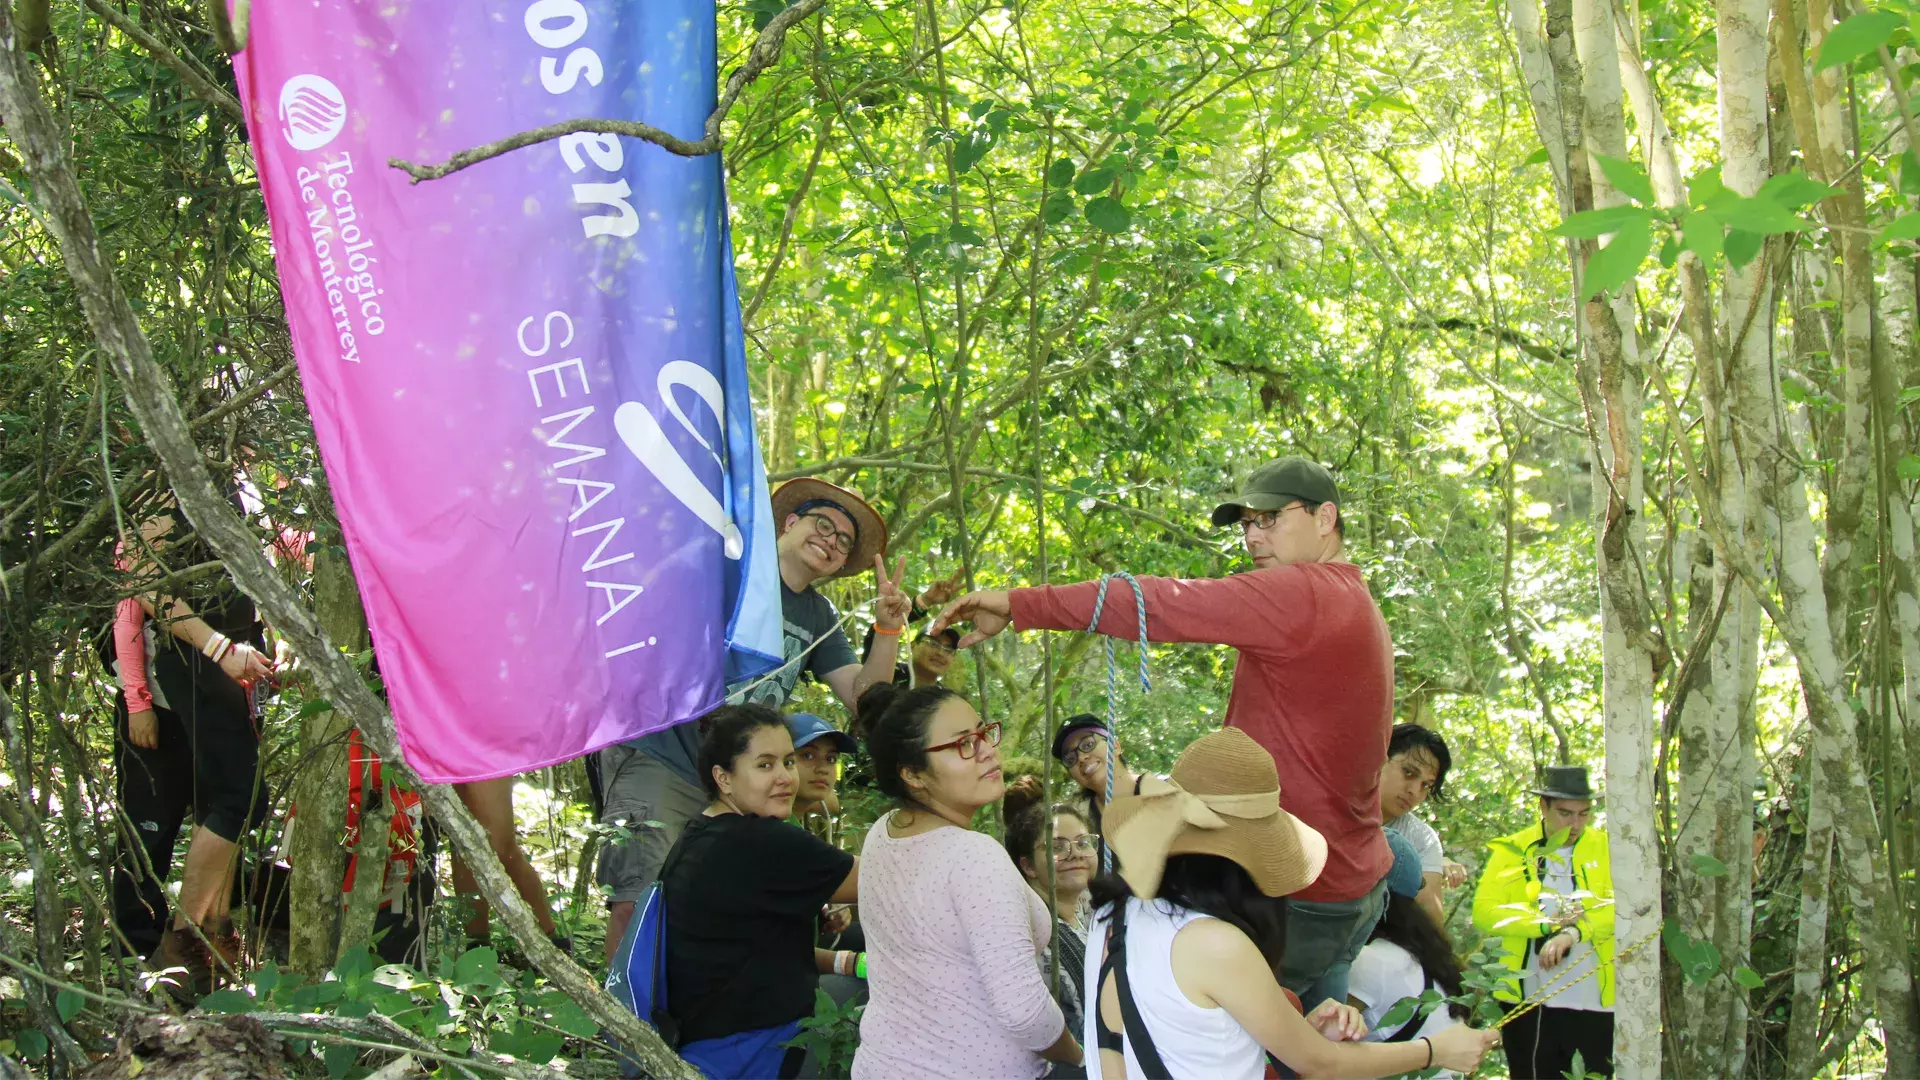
[154,926,213,1003]
[207,919,244,984]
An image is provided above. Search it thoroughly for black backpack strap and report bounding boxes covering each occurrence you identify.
[1106,901,1174,1080]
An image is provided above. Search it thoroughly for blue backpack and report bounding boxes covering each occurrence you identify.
[604,875,674,1078]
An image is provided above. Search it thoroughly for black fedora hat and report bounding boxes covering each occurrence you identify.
[1530,765,1599,801]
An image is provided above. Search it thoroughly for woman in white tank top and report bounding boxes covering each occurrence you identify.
[1084,729,1499,1080]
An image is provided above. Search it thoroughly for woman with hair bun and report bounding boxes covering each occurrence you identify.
[851,684,1084,1079]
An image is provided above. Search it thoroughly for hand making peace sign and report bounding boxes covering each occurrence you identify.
[873,554,914,631]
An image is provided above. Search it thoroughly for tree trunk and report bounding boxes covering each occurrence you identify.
[1723,251,1920,1073]
[285,545,368,974]
[0,19,701,1078]
[1570,0,1665,1072]
[1797,0,1877,654]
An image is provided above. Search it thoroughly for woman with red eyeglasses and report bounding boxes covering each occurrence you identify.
[851,684,1085,1079]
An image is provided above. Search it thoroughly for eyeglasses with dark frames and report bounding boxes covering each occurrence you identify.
[1237,502,1309,533]
[924,722,1002,760]
[800,512,856,554]
[1062,732,1110,770]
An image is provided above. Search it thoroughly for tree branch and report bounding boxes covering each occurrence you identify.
[388,0,828,182]
[81,0,245,123]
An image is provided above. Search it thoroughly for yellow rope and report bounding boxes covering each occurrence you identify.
[1490,924,1664,1030]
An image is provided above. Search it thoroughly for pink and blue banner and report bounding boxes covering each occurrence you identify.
[233,0,783,782]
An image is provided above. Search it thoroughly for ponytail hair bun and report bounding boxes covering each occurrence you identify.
[1003,774,1046,821]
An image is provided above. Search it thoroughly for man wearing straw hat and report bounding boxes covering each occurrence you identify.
[591,477,917,959]
[1470,764,1615,1079]
[935,458,1395,1010]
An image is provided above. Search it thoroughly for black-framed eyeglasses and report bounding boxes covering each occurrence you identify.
[1062,731,1109,770]
[1049,835,1099,857]
[801,512,856,554]
[1237,502,1309,533]
[924,722,1002,760]
[919,635,958,654]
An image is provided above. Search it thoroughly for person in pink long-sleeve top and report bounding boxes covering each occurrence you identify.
[934,458,1395,1012]
[852,683,1084,1079]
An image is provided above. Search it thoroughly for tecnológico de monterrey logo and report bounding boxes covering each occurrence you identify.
[278,74,347,151]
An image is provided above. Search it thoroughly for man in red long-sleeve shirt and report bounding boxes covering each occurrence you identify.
[934,458,1392,1010]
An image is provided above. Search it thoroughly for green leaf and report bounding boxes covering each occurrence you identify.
[1052,250,1095,274]
[1376,994,1421,1030]
[1897,454,1920,481]
[1042,192,1076,225]
[298,698,333,718]
[947,223,987,247]
[1757,171,1840,208]
[252,962,281,999]
[1897,385,1920,408]
[15,1029,48,1060]
[1580,217,1652,300]
[1663,918,1722,985]
[1593,153,1655,205]
[1689,853,1730,877]
[1725,229,1766,269]
[952,128,996,174]
[517,1033,565,1064]
[324,1041,358,1079]
[1688,165,1728,209]
[1073,165,1118,195]
[199,988,258,1014]
[453,946,501,989]
[55,988,83,1023]
[1681,210,1724,263]
[1520,145,1551,168]
[1734,966,1766,990]
[1814,10,1903,71]
[1551,205,1651,238]
[1084,196,1134,234]
[1715,195,1810,235]
[1874,212,1920,247]
[1044,159,1077,188]
[1900,150,1920,196]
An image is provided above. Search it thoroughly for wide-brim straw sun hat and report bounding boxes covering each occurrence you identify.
[1102,727,1328,899]
[769,478,888,580]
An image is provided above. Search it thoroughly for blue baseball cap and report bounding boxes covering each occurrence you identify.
[1383,828,1425,898]
[786,713,857,754]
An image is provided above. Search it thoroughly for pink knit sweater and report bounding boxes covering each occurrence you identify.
[853,815,1066,1079]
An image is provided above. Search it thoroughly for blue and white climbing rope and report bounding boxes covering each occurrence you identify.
[1083,571,1152,872]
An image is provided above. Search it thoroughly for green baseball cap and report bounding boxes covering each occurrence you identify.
[1210,458,1341,527]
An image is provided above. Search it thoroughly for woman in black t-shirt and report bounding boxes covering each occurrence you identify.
[661,704,860,1080]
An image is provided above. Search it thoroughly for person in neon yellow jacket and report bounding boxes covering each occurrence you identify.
[1470,765,1615,1079]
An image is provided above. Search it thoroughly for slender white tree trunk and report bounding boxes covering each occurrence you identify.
[1569,1,1663,1073]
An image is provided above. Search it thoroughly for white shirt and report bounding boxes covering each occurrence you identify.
[1385,812,1445,874]
[1520,845,1607,1012]
[1348,940,1461,1077]
[1084,898,1266,1080]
